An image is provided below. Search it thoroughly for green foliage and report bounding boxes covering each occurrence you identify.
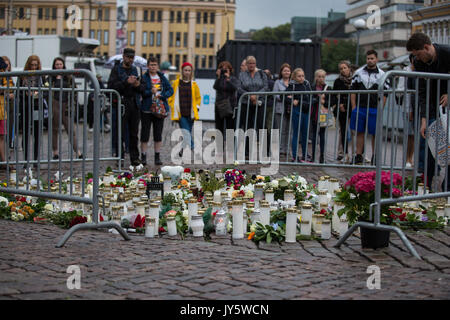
[41,210,83,229]
[270,209,286,229]
[198,173,225,193]
[321,39,365,73]
[251,23,291,42]
[161,194,177,207]
[202,207,215,240]
[252,222,285,245]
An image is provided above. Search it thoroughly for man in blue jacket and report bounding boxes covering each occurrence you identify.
[139,56,174,166]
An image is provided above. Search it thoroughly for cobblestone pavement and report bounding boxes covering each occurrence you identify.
[0,219,449,300]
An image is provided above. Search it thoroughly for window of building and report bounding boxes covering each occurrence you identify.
[168,54,173,65]
[45,7,50,20]
[209,33,214,48]
[64,29,69,36]
[175,54,180,70]
[157,10,162,22]
[209,55,215,68]
[25,8,31,19]
[184,11,189,23]
[130,31,135,46]
[202,55,206,68]
[104,30,109,45]
[25,28,30,34]
[104,8,110,21]
[150,10,155,22]
[97,30,102,42]
[142,53,147,59]
[196,12,201,24]
[183,55,187,64]
[156,32,161,46]
[129,8,136,21]
[143,31,148,46]
[183,32,188,47]
[90,8,96,20]
[196,33,200,47]
[195,55,199,69]
[90,30,95,39]
[202,33,207,48]
[51,7,56,20]
[177,11,182,23]
[0,7,5,20]
[44,28,49,35]
[38,8,43,19]
[143,10,148,22]
[38,29,43,35]
[19,7,24,19]
[169,32,174,47]
[210,12,215,24]
[156,54,161,63]
[176,32,181,47]
[150,32,155,46]
[203,12,208,24]
[170,11,174,23]
[98,8,103,21]
[51,28,56,34]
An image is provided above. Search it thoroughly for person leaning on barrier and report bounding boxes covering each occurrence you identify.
[213,61,239,140]
[331,60,353,163]
[285,68,316,162]
[406,32,450,191]
[47,57,82,160]
[350,50,389,165]
[107,48,146,166]
[19,55,48,166]
[0,56,13,167]
[1,56,15,150]
[273,63,293,158]
[140,56,174,166]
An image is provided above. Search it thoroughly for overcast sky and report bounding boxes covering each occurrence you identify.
[235,0,350,31]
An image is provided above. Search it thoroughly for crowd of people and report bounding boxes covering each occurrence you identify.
[0,32,448,192]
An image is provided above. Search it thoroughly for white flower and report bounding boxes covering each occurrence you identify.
[250,224,257,233]
[136,164,144,171]
[0,196,8,206]
[44,203,54,213]
[17,213,24,221]
[129,165,135,172]
[54,171,64,182]
[270,180,279,189]
[234,161,239,166]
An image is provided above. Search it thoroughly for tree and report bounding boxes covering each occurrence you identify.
[321,38,365,73]
[251,23,291,42]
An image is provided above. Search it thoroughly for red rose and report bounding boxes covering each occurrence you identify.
[133,215,144,228]
[69,216,87,228]
[159,227,166,233]
[100,214,104,222]
[320,209,327,215]
[184,168,191,173]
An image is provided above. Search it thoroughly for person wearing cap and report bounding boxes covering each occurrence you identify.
[107,48,145,166]
[168,62,201,157]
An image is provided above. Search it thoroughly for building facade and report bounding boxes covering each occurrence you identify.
[0,0,236,70]
[408,0,450,45]
[345,0,424,61]
[291,10,345,42]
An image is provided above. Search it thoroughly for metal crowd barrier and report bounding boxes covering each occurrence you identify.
[335,70,450,259]
[235,88,416,169]
[0,69,130,247]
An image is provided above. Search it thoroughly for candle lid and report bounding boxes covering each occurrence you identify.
[221,191,229,196]
[319,203,328,208]
[302,204,312,209]
[265,188,274,193]
[322,220,331,224]
[150,202,160,208]
[260,202,270,208]
[318,190,328,195]
[146,217,156,222]
[445,204,450,207]
[166,216,175,221]
[329,178,339,183]
[246,202,255,208]
[284,189,294,194]
[255,184,264,189]
[188,198,198,203]
[340,218,348,222]
[192,215,203,220]
[300,220,310,224]
[436,206,445,210]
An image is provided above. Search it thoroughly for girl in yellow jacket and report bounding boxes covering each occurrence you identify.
[168,62,201,154]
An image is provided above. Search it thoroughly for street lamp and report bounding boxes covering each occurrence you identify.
[353,18,366,66]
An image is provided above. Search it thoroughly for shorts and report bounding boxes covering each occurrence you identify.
[350,107,377,135]
[0,120,5,135]
[140,111,164,143]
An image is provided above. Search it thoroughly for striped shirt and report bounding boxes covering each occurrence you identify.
[179,80,192,117]
[238,70,269,95]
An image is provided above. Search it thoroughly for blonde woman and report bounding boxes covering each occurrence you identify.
[168,62,201,156]
[311,69,330,163]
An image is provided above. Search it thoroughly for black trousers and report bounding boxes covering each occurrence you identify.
[22,97,41,161]
[238,103,265,157]
[123,105,141,162]
[338,111,350,154]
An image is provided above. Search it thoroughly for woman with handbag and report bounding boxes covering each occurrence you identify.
[168,62,201,157]
[272,63,292,159]
[140,57,174,166]
[48,57,82,160]
[311,69,330,163]
[213,61,239,140]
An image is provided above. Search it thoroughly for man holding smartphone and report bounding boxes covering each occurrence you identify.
[108,48,145,166]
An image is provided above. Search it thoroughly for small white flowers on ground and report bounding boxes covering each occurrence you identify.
[0,196,8,206]
[54,171,64,182]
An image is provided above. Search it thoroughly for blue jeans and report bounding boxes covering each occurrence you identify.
[179,116,194,149]
[291,107,309,160]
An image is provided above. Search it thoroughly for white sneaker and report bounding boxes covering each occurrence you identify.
[406,162,412,168]
[88,127,94,133]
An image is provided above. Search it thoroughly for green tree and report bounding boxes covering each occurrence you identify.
[321,38,365,73]
[251,23,291,42]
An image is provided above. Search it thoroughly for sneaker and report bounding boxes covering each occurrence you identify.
[104,124,111,131]
[406,162,412,168]
[141,153,147,166]
[320,154,324,164]
[354,154,363,165]
[88,127,94,133]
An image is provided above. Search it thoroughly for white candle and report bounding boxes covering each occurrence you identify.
[213,190,222,203]
[188,198,198,228]
[163,177,172,192]
[301,204,313,229]
[145,217,155,238]
[321,221,331,239]
[250,209,261,225]
[339,219,348,237]
[260,203,271,226]
[333,202,344,232]
[445,204,450,218]
[436,206,445,219]
[318,177,327,191]
[318,190,328,205]
[285,210,298,243]
[284,189,295,202]
[232,200,244,239]
[265,190,275,204]
[300,220,311,236]
[167,217,177,236]
[149,203,159,235]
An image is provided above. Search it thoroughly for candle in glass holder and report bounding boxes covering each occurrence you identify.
[265,188,275,204]
[285,209,298,243]
[221,191,230,207]
[213,190,222,203]
[329,178,340,195]
[436,206,445,218]
[284,189,295,202]
[312,213,324,234]
[318,176,327,191]
[300,220,311,236]
[318,189,328,206]
[136,201,146,216]
[214,211,228,236]
[445,204,450,218]
[323,176,331,192]
[191,215,204,237]
[188,198,198,228]
[260,202,270,226]
[167,217,177,236]
[149,202,160,235]
[339,219,348,237]
[301,203,313,227]
[145,217,155,238]
[232,200,244,239]
[215,169,222,179]
[333,201,344,233]
[321,220,331,239]
[163,176,172,192]
[254,185,264,207]
[250,208,261,225]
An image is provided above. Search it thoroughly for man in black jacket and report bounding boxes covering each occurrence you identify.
[406,32,450,191]
[107,48,145,166]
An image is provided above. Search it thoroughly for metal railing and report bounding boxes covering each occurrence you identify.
[0,69,130,247]
[335,70,450,259]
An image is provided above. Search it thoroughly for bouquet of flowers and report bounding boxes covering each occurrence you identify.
[224,169,245,189]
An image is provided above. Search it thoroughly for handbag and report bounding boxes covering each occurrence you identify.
[150,98,168,119]
[215,98,233,118]
[427,105,450,167]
